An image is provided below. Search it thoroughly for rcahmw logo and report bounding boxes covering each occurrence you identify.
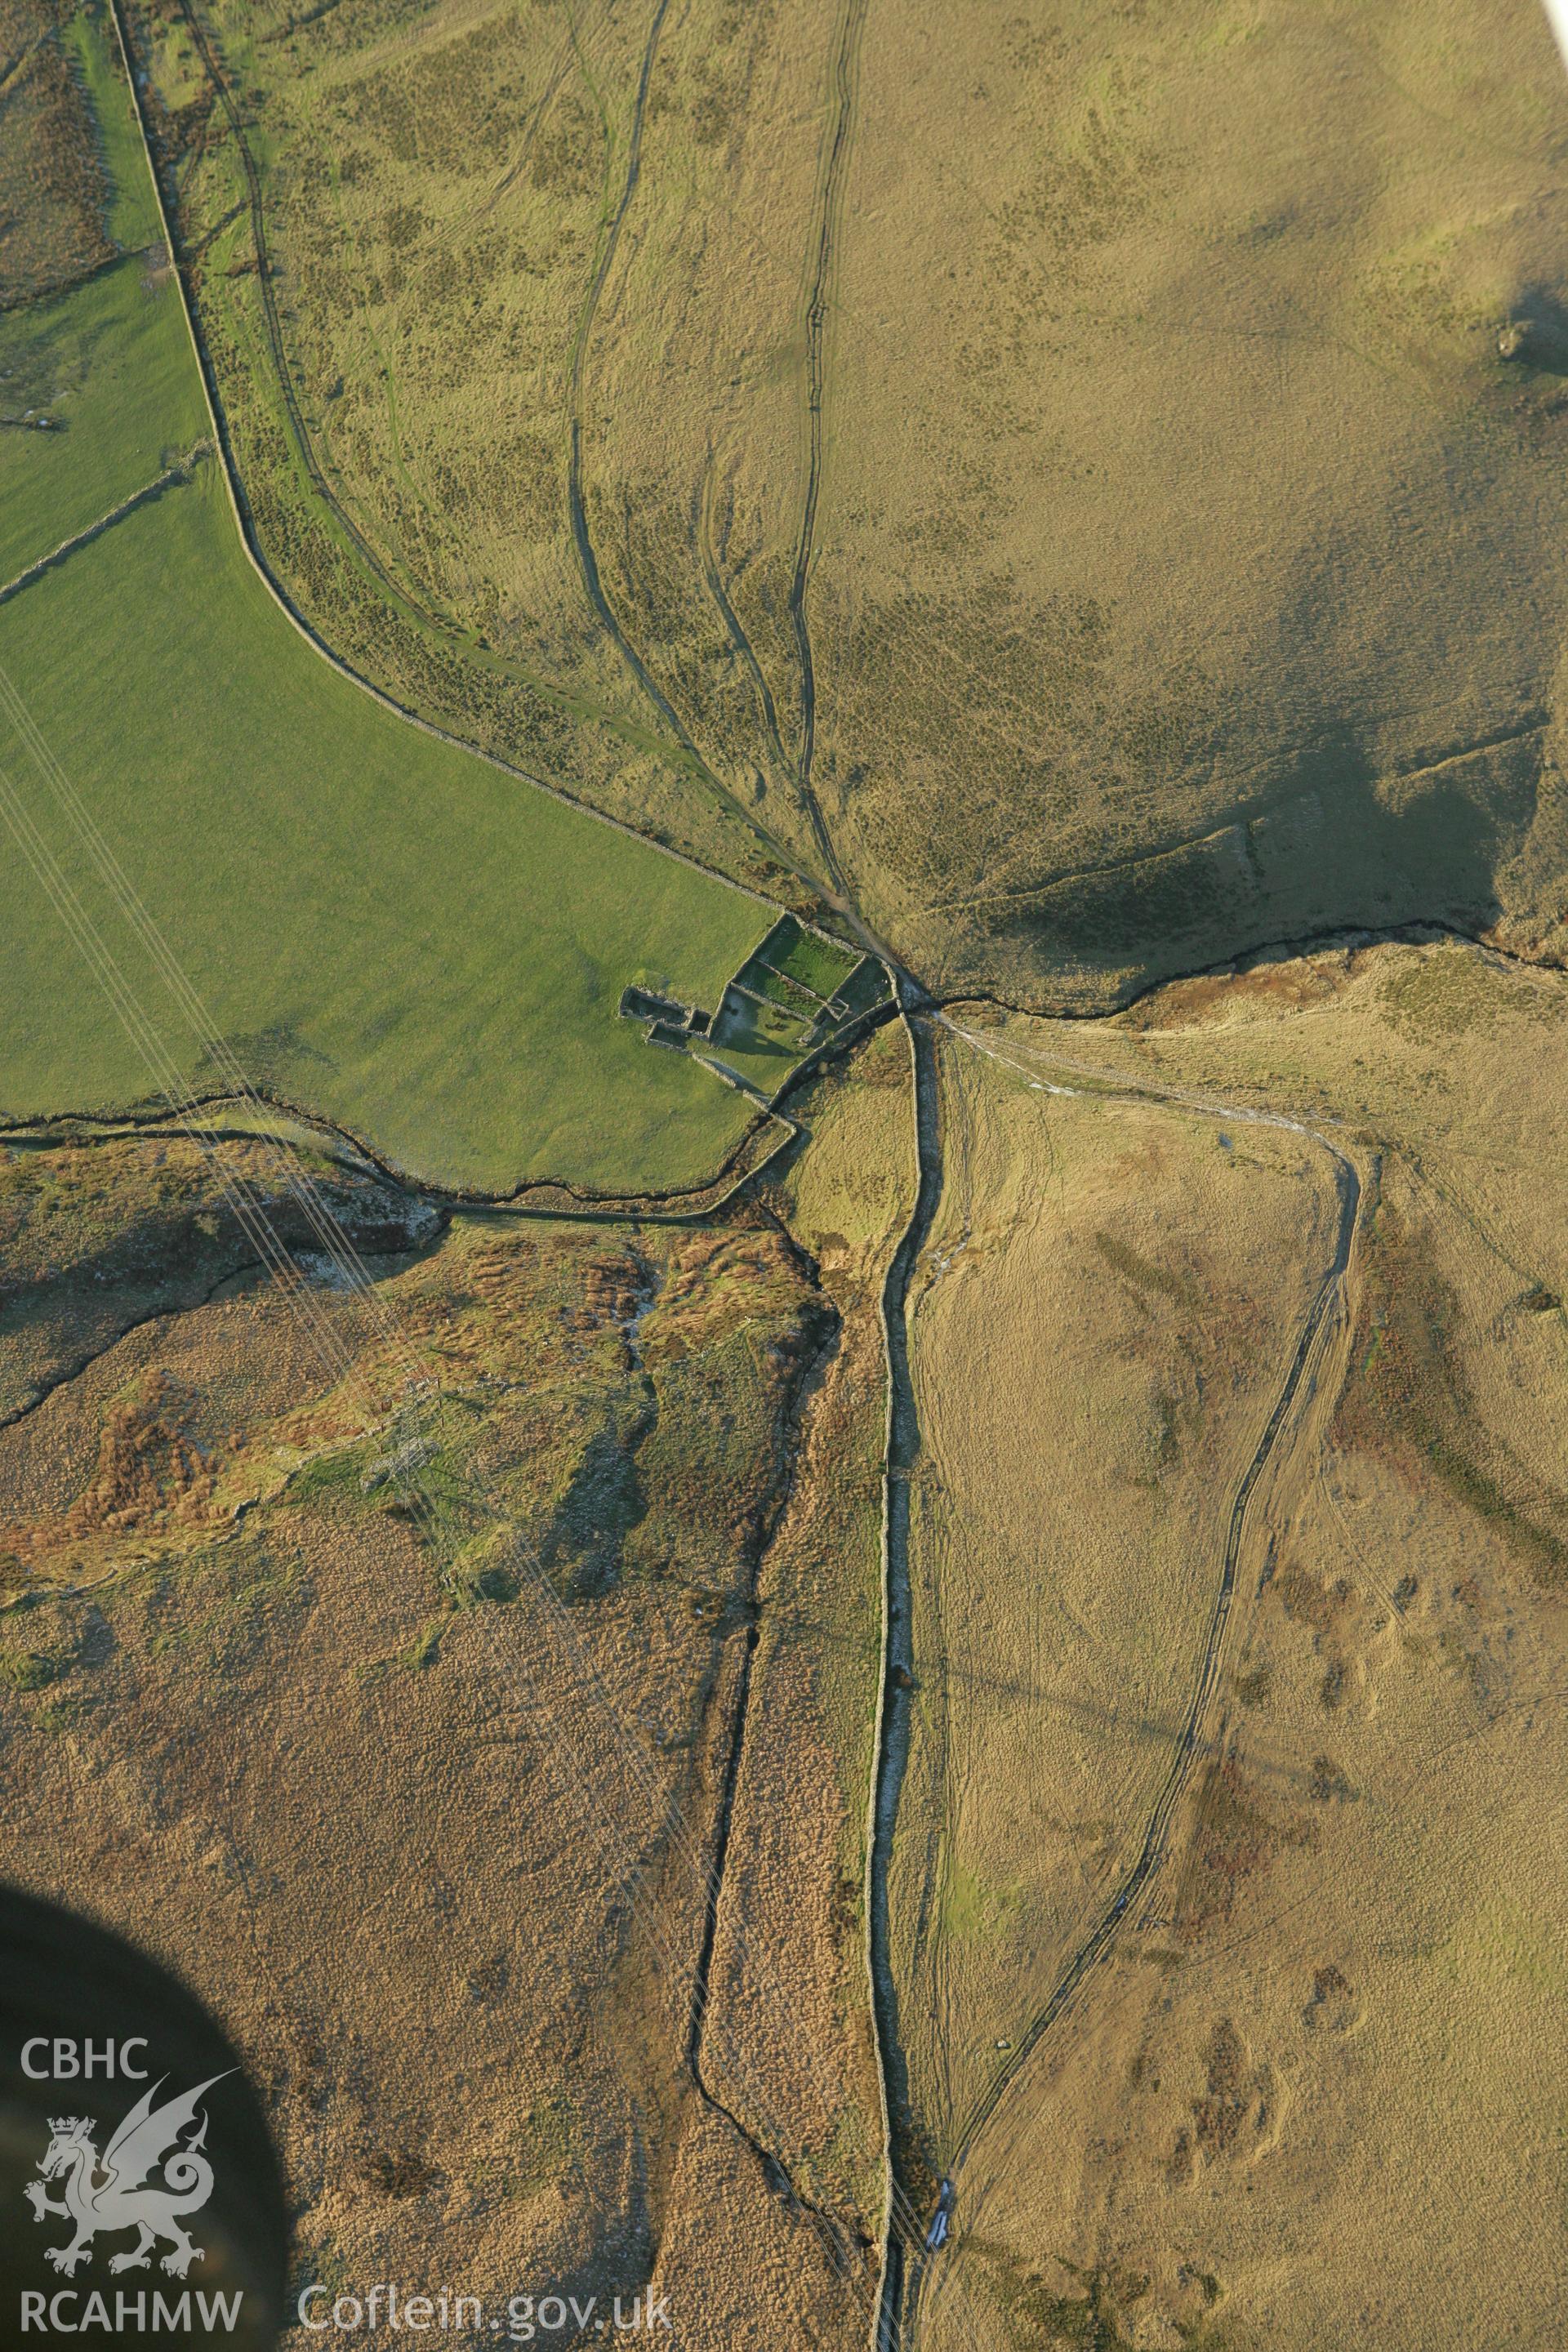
[19,2043,243,2334]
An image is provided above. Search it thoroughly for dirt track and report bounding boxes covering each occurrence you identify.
[903,1017,1367,2348]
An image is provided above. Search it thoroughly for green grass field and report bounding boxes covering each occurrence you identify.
[0,255,206,585]
[0,7,789,1196]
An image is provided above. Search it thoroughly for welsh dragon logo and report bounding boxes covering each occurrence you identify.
[24,2074,229,2278]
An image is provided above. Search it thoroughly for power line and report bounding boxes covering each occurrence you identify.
[0,668,958,2341]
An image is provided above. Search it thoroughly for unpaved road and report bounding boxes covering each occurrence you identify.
[896,1012,1367,2348]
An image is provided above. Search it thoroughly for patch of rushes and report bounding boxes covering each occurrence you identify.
[0,0,114,309]
[1338,1197,1568,1583]
[120,0,813,907]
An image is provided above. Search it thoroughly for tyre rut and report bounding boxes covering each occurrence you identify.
[902,1022,1365,2347]
[785,0,868,912]
[950,1147,1360,2176]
